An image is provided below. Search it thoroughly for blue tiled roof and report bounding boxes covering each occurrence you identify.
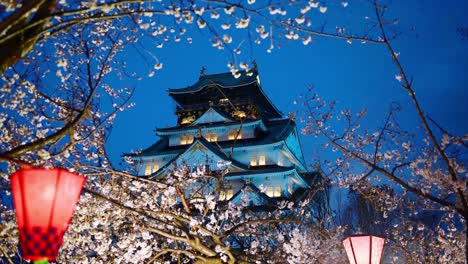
[155,119,263,134]
[127,118,293,157]
[168,70,258,94]
[226,165,296,177]
[167,69,282,119]
[225,166,310,188]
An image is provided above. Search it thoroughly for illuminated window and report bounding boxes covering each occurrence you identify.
[219,98,230,104]
[152,164,160,172]
[259,155,266,166]
[250,156,266,166]
[250,157,257,166]
[181,116,195,124]
[219,189,233,201]
[226,189,234,200]
[274,186,282,197]
[205,133,218,142]
[144,164,159,175]
[266,187,274,197]
[144,165,152,175]
[228,130,243,140]
[232,110,246,119]
[180,134,194,145]
[265,186,281,197]
[187,135,194,144]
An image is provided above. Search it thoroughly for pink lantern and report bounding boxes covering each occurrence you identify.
[10,168,86,261]
[342,234,386,264]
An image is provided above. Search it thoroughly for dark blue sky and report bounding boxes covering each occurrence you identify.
[107,0,468,167]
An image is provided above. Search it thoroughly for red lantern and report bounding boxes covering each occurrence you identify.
[342,234,386,264]
[10,168,86,261]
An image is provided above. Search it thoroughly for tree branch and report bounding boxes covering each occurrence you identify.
[147,248,206,264]
[0,243,14,264]
[223,218,301,238]
[373,1,468,213]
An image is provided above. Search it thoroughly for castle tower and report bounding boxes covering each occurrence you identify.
[128,70,318,206]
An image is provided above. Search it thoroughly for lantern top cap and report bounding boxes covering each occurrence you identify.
[342,234,386,241]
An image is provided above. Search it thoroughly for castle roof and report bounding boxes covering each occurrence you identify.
[167,70,282,119]
[191,107,234,125]
[124,68,325,209]
[225,166,310,188]
[155,119,266,135]
[229,183,273,205]
[167,70,258,94]
[129,118,294,158]
[148,136,249,178]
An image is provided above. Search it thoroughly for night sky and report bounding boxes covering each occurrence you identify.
[107,0,468,169]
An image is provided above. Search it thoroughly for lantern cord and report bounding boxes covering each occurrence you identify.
[0,244,14,264]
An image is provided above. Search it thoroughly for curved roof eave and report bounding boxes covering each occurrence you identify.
[168,70,282,117]
[149,138,248,179]
[155,119,265,135]
[225,167,309,188]
[168,80,258,94]
[255,76,283,118]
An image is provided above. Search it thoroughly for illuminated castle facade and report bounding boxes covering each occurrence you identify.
[129,69,318,206]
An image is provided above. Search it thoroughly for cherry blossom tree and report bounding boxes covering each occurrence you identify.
[1,0,465,263]
[296,2,466,262]
[1,162,337,263]
[1,2,350,262]
[1,0,384,75]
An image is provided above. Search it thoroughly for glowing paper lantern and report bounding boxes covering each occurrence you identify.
[10,168,86,261]
[342,235,386,264]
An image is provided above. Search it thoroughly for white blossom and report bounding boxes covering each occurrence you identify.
[37,149,51,160]
[236,17,250,28]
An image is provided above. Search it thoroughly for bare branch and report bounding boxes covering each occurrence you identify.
[373,1,468,212]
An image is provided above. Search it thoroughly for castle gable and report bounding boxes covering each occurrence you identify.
[192,107,233,125]
[230,184,272,206]
[151,138,246,178]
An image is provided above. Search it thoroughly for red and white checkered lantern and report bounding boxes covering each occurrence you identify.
[10,168,85,261]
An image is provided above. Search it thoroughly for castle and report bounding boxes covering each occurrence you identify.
[128,69,319,206]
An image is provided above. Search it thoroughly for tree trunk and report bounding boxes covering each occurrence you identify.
[0,0,55,74]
